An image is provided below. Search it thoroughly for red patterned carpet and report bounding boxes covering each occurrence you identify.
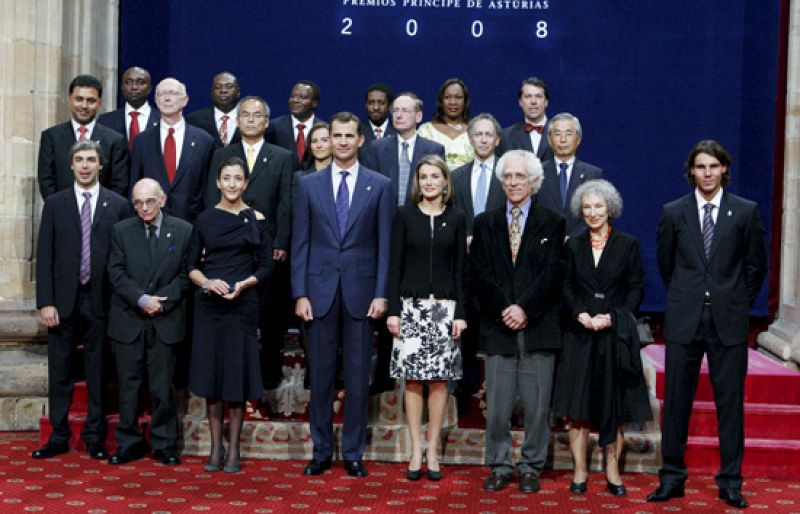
[1,436,799,513]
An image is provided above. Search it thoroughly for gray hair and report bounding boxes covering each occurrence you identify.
[467,113,502,138]
[548,112,582,139]
[239,95,271,118]
[69,140,105,167]
[570,179,623,219]
[155,77,187,97]
[495,149,544,195]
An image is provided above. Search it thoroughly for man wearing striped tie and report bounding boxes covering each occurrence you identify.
[650,140,768,509]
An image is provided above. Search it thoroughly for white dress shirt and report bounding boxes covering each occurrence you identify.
[332,162,359,206]
[125,102,153,138]
[695,187,722,228]
[71,119,97,141]
[555,156,576,185]
[292,115,315,141]
[214,106,238,144]
[74,181,100,220]
[471,156,495,203]
[527,115,547,154]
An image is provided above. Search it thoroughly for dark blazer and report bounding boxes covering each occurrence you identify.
[185,107,241,149]
[359,123,397,162]
[536,159,603,238]
[266,114,324,169]
[499,121,554,162]
[205,141,294,249]
[656,190,767,346]
[107,214,194,344]
[97,106,160,144]
[470,202,566,356]
[130,121,215,222]
[291,165,394,318]
[36,186,130,318]
[38,121,130,199]
[451,160,506,236]
[361,135,446,205]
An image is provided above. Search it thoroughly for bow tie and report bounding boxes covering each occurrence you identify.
[524,123,544,134]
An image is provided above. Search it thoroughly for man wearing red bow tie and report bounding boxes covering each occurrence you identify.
[499,77,554,162]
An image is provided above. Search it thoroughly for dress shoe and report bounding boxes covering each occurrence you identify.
[426,468,442,481]
[519,472,540,493]
[87,443,108,460]
[153,448,181,466]
[607,481,627,497]
[483,472,510,492]
[719,488,748,509]
[647,483,685,502]
[31,442,69,459]
[108,446,145,465]
[406,468,422,481]
[303,459,332,476]
[344,460,368,477]
[569,481,587,494]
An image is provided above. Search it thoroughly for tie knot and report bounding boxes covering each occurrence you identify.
[340,170,349,178]
[559,162,568,173]
[78,126,88,134]
[147,224,157,235]
[168,127,175,136]
[297,123,305,130]
[704,203,714,213]
[402,141,409,150]
[130,111,140,118]
[83,192,92,200]
[479,162,487,171]
[222,114,229,122]
[511,206,521,218]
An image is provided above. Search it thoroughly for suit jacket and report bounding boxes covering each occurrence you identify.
[185,107,241,150]
[359,122,397,162]
[97,106,160,145]
[38,121,130,199]
[36,186,130,318]
[451,160,506,236]
[470,203,566,356]
[107,214,194,344]
[291,165,394,318]
[206,141,294,249]
[499,121,554,162]
[536,159,603,238]
[656,190,767,346]
[266,114,324,169]
[361,135,446,205]
[130,121,215,222]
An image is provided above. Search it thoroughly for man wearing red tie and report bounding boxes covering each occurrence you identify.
[129,78,214,223]
[266,81,325,169]
[186,72,242,150]
[98,67,161,154]
[499,77,554,162]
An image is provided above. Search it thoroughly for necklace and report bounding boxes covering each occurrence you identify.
[590,226,612,250]
[446,121,463,131]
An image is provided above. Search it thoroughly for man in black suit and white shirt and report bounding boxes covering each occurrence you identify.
[536,113,603,239]
[33,140,130,460]
[266,80,324,168]
[107,178,193,466]
[362,83,396,144]
[186,71,242,150]
[499,77,553,162]
[648,140,767,509]
[97,67,160,151]
[38,75,129,198]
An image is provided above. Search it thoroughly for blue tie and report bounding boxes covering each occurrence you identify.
[398,141,411,206]
[559,162,568,206]
[336,170,350,238]
[473,162,488,217]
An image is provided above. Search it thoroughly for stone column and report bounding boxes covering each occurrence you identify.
[0,0,119,429]
[759,0,800,367]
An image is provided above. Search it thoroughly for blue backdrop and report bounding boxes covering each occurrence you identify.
[119,0,780,313]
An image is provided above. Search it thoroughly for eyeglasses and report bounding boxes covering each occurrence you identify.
[238,112,267,121]
[132,198,159,209]
[391,108,417,115]
[156,90,184,98]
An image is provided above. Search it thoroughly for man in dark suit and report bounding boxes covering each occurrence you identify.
[33,140,130,460]
[499,77,553,162]
[537,113,603,239]
[292,112,393,478]
[360,92,445,394]
[185,71,241,150]
[130,77,215,223]
[470,149,565,493]
[106,178,193,466]
[97,66,160,151]
[648,140,767,509]
[362,83,396,144]
[205,96,294,389]
[38,74,129,198]
[451,113,507,411]
[266,80,324,168]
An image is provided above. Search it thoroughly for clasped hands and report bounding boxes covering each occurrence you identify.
[205,278,246,300]
[577,311,612,331]
[502,304,528,331]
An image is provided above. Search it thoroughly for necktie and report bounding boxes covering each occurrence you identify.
[509,206,522,263]
[219,114,229,146]
[524,123,544,134]
[702,203,715,259]
[375,127,383,138]
[129,111,141,151]
[559,162,569,206]
[473,162,488,217]
[79,192,92,284]
[147,224,158,264]
[335,170,350,238]
[246,146,256,171]
[164,127,176,184]
[398,141,411,206]
[296,123,306,161]
[78,126,88,141]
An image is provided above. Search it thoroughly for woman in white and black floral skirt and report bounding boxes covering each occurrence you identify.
[386,155,468,482]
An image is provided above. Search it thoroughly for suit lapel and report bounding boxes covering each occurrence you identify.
[492,207,515,274]
[148,216,174,281]
[172,129,196,187]
[707,192,731,263]
[566,160,588,203]
[65,191,81,234]
[680,195,707,263]
[454,166,475,219]
[513,124,534,152]
[536,122,551,159]
[343,170,372,238]
[312,167,340,238]
[249,143,270,183]
[92,188,110,230]
[542,163,562,207]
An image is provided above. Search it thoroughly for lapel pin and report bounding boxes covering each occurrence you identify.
[366,186,372,191]
[191,141,195,147]
[727,210,732,216]
[166,232,172,238]
[580,173,585,180]
[540,237,549,244]
[102,201,108,207]
[442,222,447,227]
[263,157,267,163]
[244,218,249,223]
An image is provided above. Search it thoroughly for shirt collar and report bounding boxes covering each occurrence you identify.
[555,156,576,169]
[214,105,237,122]
[332,161,359,178]
[291,114,314,128]
[125,102,151,117]
[473,156,495,171]
[161,117,185,131]
[695,187,723,209]
[71,118,97,137]
[74,180,100,200]
[146,210,163,230]
[507,197,532,217]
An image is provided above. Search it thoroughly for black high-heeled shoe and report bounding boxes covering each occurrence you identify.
[426,468,442,481]
[204,447,226,472]
[569,481,587,494]
[606,481,626,497]
[406,468,422,481]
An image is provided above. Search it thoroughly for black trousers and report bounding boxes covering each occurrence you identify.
[46,286,107,446]
[260,259,292,388]
[659,305,747,489]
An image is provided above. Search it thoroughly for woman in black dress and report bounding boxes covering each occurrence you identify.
[386,155,468,481]
[189,157,274,473]
[552,179,651,496]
